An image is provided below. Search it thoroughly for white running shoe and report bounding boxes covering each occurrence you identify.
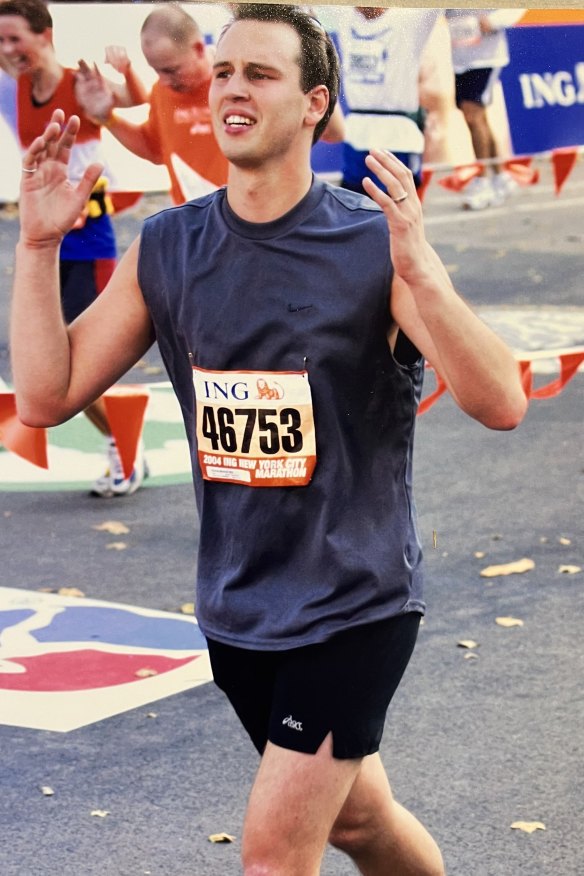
[90,438,148,498]
[461,176,499,211]
[493,171,519,203]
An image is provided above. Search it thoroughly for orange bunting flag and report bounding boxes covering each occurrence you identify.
[0,392,48,469]
[418,369,448,416]
[529,351,584,400]
[551,148,578,196]
[437,163,483,192]
[103,386,150,479]
[417,168,434,203]
[519,360,533,398]
[503,158,539,187]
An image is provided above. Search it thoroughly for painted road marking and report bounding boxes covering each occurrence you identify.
[0,586,212,732]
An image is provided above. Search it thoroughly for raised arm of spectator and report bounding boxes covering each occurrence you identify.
[363,149,528,431]
[11,110,154,427]
[103,45,149,107]
[75,63,162,164]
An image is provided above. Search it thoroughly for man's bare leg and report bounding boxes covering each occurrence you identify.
[83,396,110,435]
[241,733,362,875]
[329,752,445,876]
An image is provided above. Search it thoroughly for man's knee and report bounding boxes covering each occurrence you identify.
[328,808,374,857]
[460,100,487,128]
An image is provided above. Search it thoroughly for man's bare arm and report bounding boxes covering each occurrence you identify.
[11,111,154,427]
[363,149,528,431]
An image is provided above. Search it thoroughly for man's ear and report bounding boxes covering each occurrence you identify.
[305,84,329,132]
[193,38,207,59]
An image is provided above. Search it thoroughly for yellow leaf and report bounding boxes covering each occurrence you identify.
[180,602,195,615]
[510,821,545,834]
[106,542,128,551]
[208,833,236,844]
[463,652,479,661]
[90,810,110,818]
[559,537,571,545]
[558,565,581,575]
[58,587,85,598]
[480,558,535,578]
[496,617,524,628]
[457,640,479,649]
[135,668,158,678]
[40,786,54,796]
[474,551,486,559]
[93,521,130,535]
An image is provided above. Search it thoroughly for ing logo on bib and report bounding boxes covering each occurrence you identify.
[192,367,317,488]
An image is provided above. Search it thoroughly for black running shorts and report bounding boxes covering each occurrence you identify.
[207,612,421,760]
[455,67,500,108]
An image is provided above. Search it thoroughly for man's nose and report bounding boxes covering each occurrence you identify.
[224,70,250,99]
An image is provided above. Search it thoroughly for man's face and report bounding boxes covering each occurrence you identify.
[0,16,48,74]
[209,20,318,169]
[141,34,207,93]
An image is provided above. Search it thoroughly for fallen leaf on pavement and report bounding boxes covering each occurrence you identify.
[93,521,130,535]
[40,786,54,796]
[480,558,535,578]
[510,821,545,834]
[209,833,236,844]
[457,640,479,649]
[559,537,571,545]
[106,542,128,551]
[558,565,581,575]
[180,602,195,615]
[496,617,524,628]
[474,551,486,559]
[91,810,110,818]
[58,587,85,598]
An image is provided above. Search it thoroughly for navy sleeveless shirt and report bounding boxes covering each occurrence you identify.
[138,177,425,649]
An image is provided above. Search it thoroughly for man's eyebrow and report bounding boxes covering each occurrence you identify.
[212,60,282,75]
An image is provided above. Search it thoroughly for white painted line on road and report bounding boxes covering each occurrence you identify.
[425,195,584,226]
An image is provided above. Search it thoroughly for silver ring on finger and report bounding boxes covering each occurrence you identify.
[22,164,38,174]
[391,192,408,203]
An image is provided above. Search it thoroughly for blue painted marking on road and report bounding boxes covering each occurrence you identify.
[29,605,207,650]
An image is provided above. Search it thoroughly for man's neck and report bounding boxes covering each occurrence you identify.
[30,55,62,102]
[226,163,314,224]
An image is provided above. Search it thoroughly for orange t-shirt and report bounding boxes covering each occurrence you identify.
[17,67,100,147]
[16,67,116,187]
[142,77,228,205]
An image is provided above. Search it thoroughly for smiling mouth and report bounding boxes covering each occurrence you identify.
[224,114,256,128]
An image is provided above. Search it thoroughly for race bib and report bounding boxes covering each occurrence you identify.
[192,367,317,487]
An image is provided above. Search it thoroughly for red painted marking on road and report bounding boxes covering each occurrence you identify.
[0,650,199,691]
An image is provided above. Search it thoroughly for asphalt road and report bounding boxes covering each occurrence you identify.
[0,161,583,875]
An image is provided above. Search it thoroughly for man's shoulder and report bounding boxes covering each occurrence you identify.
[321,181,384,217]
[142,189,222,231]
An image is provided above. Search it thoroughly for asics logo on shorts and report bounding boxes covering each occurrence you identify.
[282,715,303,732]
